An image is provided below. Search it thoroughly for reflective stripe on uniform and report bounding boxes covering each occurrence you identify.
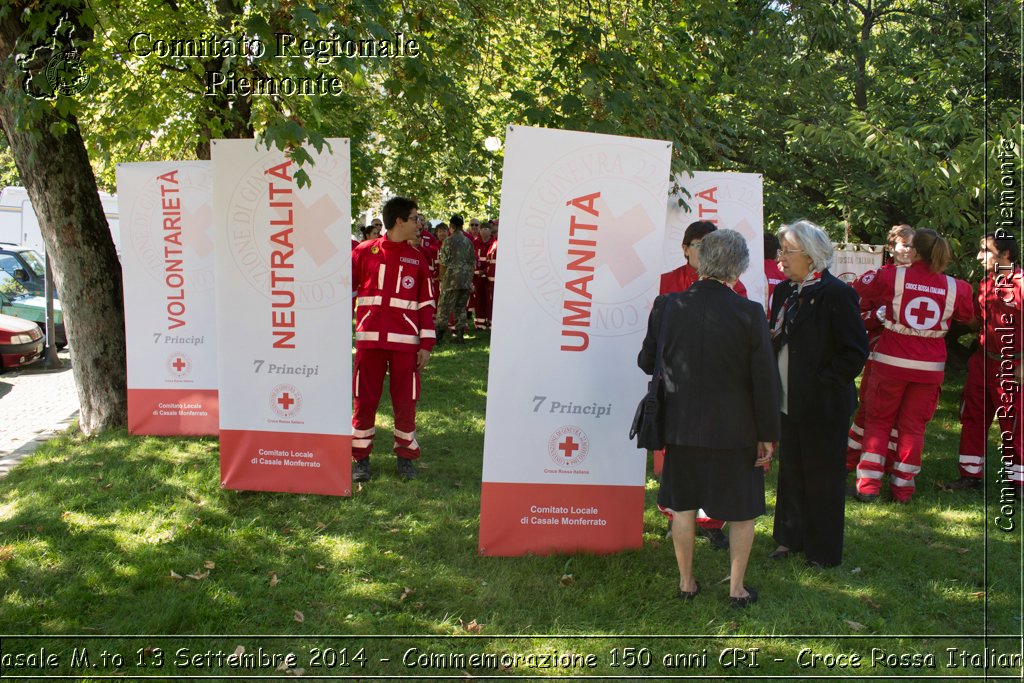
[857,468,884,479]
[882,320,947,338]
[356,331,380,341]
[869,351,945,372]
[353,427,376,438]
[386,333,420,344]
[353,438,373,448]
[389,297,422,310]
[860,452,885,465]
[891,474,916,489]
[377,263,386,290]
[420,328,436,339]
[394,428,415,440]
[356,296,382,307]
[891,461,921,475]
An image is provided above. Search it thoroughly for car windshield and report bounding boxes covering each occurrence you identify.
[19,250,44,277]
[0,270,28,299]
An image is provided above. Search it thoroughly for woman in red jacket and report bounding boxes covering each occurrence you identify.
[854,229,974,503]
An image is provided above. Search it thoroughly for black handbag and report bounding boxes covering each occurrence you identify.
[630,298,671,450]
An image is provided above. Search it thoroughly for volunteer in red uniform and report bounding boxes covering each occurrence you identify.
[656,220,747,550]
[763,233,785,314]
[474,221,496,330]
[854,229,974,502]
[846,224,916,472]
[351,196,436,482]
[950,232,1023,496]
[485,225,498,327]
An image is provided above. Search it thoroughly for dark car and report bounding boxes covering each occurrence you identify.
[0,312,43,371]
[0,244,49,298]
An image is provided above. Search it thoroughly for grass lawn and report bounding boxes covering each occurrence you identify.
[0,334,1020,679]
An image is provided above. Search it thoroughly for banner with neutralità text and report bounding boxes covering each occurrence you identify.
[479,125,672,556]
[212,139,352,496]
[119,161,219,435]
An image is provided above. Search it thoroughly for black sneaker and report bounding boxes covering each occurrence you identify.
[353,459,371,482]
[698,527,729,550]
[947,477,982,491]
[854,491,879,503]
[396,458,417,480]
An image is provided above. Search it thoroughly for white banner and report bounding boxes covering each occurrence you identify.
[212,139,352,496]
[480,125,672,556]
[833,244,886,284]
[118,161,219,435]
[667,172,765,308]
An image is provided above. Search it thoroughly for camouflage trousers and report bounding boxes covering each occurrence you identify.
[435,287,471,332]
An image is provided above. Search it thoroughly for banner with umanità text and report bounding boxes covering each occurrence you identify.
[212,139,352,496]
[479,125,672,556]
[119,161,219,435]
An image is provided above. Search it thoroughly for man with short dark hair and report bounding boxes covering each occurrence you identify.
[351,196,436,481]
[951,232,1023,497]
[435,214,476,344]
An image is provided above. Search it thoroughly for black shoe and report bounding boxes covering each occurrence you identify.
[677,580,701,601]
[698,527,729,550]
[854,491,879,503]
[453,330,465,344]
[730,586,758,608]
[947,477,982,491]
[353,459,371,482]
[396,458,417,480]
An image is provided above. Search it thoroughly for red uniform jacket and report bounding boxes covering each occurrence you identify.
[352,237,436,353]
[852,265,903,348]
[474,236,494,277]
[858,260,973,383]
[977,266,1023,355]
[659,262,748,298]
[764,259,786,312]
[485,239,498,282]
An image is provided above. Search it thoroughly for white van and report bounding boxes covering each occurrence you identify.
[0,186,120,254]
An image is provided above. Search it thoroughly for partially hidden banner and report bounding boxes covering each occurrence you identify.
[833,244,885,284]
[667,172,765,309]
[479,125,672,556]
[119,161,219,435]
[212,139,352,496]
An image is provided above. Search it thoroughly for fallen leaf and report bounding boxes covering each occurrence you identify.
[232,646,245,657]
[315,522,327,531]
[559,574,575,587]
[270,573,280,587]
[850,566,862,574]
[293,610,304,623]
[956,547,969,554]
[0,545,13,561]
[846,620,866,631]
[389,528,399,534]
[276,659,289,672]
[459,618,484,633]
[725,621,739,631]
[186,570,210,581]
[969,591,985,599]
[100,483,113,490]
[400,587,415,602]
[861,597,881,610]
[203,560,215,569]
[281,528,292,535]
[169,570,183,580]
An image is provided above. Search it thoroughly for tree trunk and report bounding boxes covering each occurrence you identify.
[0,9,127,434]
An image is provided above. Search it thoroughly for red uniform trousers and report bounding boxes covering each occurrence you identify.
[846,359,898,472]
[856,366,940,501]
[652,449,723,530]
[474,273,492,329]
[352,348,422,462]
[957,350,1024,487]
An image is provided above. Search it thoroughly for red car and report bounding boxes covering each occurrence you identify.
[0,312,43,371]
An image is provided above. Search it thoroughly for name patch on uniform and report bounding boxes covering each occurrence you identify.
[400,256,420,266]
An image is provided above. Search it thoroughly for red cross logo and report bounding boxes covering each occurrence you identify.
[558,436,581,459]
[277,392,295,410]
[904,296,940,330]
[172,357,187,372]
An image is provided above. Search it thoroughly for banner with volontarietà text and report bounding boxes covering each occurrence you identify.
[479,125,671,556]
[119,161,219,435]
[212,139,352,496]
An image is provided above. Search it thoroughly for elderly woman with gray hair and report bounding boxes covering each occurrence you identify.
[639,229,780,608]
[768,220,868,568]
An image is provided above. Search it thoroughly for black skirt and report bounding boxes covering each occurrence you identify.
[657,444,766,521]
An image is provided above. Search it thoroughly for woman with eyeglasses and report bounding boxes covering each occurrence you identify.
[851,229,973,504]
[768,220,868,568]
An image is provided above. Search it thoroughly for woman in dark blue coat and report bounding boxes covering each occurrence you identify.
[639,229,780,607]
[768,221,868,568]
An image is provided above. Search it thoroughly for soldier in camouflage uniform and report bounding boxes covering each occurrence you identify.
[435,214,476,344]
